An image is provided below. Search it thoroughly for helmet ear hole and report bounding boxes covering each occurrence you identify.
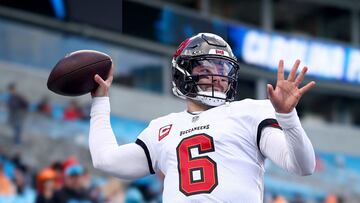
[177,57,190,70]
[183,79,195,93]
[183,84,190,92]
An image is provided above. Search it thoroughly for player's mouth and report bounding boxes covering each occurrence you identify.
[203,86,224,92]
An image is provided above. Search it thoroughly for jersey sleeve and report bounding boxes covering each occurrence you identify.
[89,97,151,179]
[251,100,282,153]
[251,101,315,175]
[136,122,158,174]
[259,110,315,175]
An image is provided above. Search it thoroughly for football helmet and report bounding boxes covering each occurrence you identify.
[172,33,240,106]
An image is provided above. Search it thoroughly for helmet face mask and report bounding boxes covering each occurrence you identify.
[172,33,240,106]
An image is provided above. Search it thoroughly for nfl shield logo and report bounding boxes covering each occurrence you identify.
[192,116,199,123]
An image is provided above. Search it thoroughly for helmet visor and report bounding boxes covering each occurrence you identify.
[191,58,238,78]
[189,58,238,93]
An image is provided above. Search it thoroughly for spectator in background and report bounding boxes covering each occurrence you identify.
[324,193,344,203]
[82,168,103,202]
[293,193,305,203]
[52,164,95,203]
[36,168,57,203]
[6,83,28,145]
[50,161,64,191]
[12,167,36,203]
[124,187,145,203]
[0,162,15,196]
[63,100,82,121]
[11,152,28,175]
[271,194,288,203]
[101,177,125,203]
[37,96,52,117]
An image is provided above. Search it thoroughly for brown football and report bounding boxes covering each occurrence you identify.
[47,50,112,96]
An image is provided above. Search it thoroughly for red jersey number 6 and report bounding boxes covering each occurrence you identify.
[176,133,218,196]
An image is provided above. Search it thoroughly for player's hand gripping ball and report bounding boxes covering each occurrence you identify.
[47,50,112,96]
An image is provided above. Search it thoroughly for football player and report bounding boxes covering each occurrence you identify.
[89,33,316,203]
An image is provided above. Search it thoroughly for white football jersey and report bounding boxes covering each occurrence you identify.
[136,99,280,203]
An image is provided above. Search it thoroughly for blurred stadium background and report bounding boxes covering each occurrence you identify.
[0,0,359,202]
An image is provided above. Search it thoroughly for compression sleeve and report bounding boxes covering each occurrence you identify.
[89,97,150,179]
[259,109,315,176]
